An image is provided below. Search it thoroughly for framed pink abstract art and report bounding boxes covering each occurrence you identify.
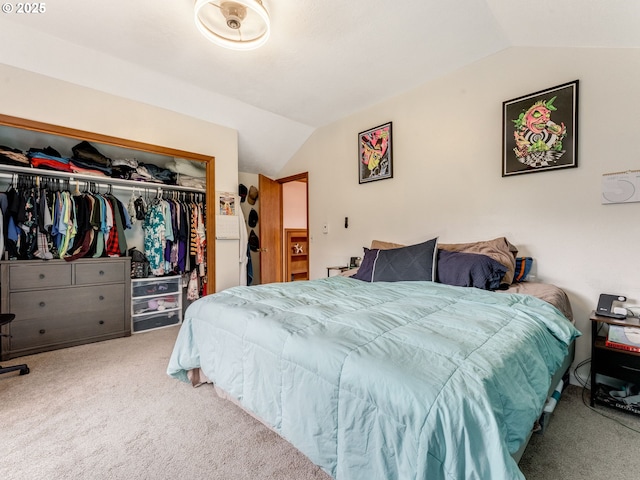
[358,121,393,184]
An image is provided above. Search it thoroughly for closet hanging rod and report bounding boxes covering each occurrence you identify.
[0,164,206,194]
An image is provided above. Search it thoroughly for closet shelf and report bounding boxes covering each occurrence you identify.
[0,164,205,193]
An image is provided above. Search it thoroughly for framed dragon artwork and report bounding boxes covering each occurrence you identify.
[502,80,579,176]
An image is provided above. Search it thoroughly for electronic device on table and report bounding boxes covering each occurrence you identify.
[596,293,628,320]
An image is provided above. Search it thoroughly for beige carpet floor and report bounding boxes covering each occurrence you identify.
[2,325,640,479]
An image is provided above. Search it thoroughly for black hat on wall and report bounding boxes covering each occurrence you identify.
[248,208,258,228]
[249,230,260,251]
[239,184,248,202]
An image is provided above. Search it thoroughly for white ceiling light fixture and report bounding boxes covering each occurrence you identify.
[194,0,270,51]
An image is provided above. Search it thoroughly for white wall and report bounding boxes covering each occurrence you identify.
[0,63,240,292]
[278,46,640,379]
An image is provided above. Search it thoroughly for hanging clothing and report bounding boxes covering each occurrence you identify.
[140,194,206,279]
[0,177,130,262]
[143,200,166,276]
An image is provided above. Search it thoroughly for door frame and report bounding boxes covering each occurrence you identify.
[259,172,308,284]
[279,172,309,281]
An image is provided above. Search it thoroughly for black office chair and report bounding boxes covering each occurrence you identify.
[0,313,29,376]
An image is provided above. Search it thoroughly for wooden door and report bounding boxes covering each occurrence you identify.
[258,174,283,284]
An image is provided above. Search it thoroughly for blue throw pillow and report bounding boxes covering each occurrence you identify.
[436,250,507,290]
[351,238,438,283]
[513,257,533,282]
[371,238,438,282]
[351,247,380,282]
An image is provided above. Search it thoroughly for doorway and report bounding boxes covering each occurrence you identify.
[258,172,308,284]
[282,176,308,282]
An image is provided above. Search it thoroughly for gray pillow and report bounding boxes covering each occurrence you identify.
[371,238,438,282]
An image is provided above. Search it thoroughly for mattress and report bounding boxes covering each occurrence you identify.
[168,277,580,480]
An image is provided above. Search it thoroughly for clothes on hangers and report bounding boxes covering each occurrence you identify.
[1,175,131,262]
[142,191,206,280]
[1,174,205,285]
[143,198,166,275]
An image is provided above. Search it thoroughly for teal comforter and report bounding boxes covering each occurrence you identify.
[168,277,580,479]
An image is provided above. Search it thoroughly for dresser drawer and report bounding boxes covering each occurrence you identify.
[9,263,72,290]
[10,309,126,350]
[132,309,181,333]
[132,294,180,315]
[75,261,125,285]
[10,284,125,320]
[132,276,181,298]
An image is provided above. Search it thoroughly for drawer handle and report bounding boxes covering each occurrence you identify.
[99,320,105,325]
[99,270,105,276]
[39,274,45,279]
[99,295,105,301]
[39,302,45,307]
[621,365,640,373]
[39,329,45,335]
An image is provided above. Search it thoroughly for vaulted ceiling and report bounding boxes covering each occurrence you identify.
[0,0,638,175]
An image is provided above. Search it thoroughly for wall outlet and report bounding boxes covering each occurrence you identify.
[322,223,329,234]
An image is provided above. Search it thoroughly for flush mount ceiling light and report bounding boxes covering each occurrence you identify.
[194,0,270,51]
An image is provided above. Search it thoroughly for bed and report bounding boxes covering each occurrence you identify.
[168,237,580,480]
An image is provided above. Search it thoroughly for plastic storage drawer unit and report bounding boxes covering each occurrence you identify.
[131,275,182,333]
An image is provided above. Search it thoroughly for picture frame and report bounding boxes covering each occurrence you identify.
[358,121,393,183]
[502,80,578,177]
[217,191,237,216]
